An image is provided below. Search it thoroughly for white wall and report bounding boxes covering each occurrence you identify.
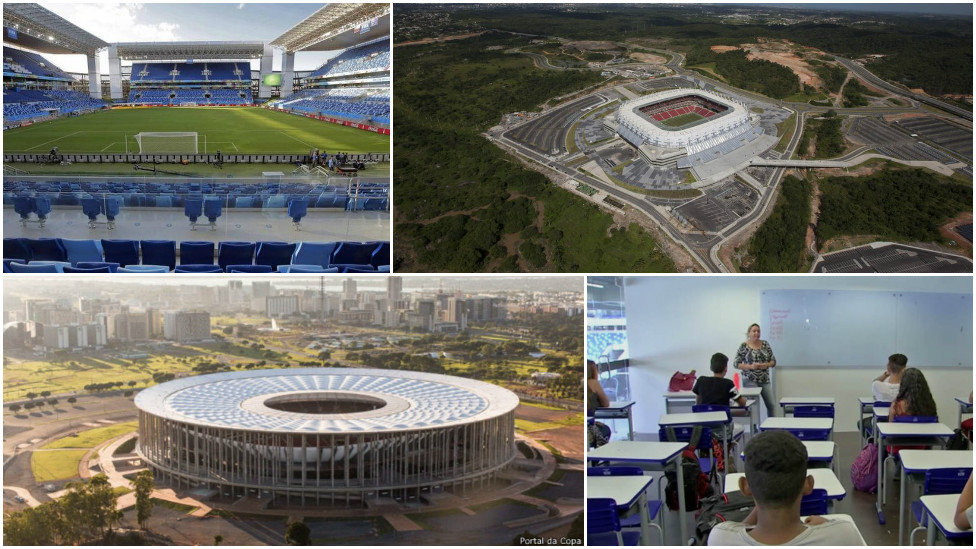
[623,276,973,435]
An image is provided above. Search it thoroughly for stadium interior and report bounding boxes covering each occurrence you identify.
[3,3,391,268]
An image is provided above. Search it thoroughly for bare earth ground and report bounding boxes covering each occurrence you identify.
[529,426,584,462]
[713,39,826,89]
[516,403,575,423]
[938,211,974,257]
[394,32,487,47]
[564,40,617,51]
[629,52,667,64]
[820,235,884,254]
[710,45,740,53]
[805,178,822,258]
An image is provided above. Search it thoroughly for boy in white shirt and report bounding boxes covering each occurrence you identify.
[872,353,907,403]
[708,431,865,546]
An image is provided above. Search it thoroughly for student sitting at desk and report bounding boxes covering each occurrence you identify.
[708,431,865,546]
[694,353,746,472]
[887,367,938,455]
[872,353,907,402]
[587,360,611,448]
[955,472,973,530]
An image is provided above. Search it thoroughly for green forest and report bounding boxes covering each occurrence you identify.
[685,47,800,99]
[396,5,972,97]
[816,168,972,246]
[394,34,676,272]
[743,176,812,272]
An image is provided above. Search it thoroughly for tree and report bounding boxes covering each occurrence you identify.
[285,520,311,545]
[10,403,21,413]
[23,402,34,411]
[35,400,45,410]
[128,380,137,388]
[40,390,51,398]
[124,390,134,398]
[48,398,58,407]
[67,397,77,405]
[25,392,37,400]
[133,471,154,529]
[214,535,223,545]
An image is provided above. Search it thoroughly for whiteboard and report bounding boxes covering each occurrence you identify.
[760,290,972,368]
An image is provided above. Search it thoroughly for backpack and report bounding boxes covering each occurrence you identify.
[589,421,611,448]
[695,491,757,544]
[851,439,879,493]
[664,425,715,511]
[945,428,970,451]
[669,370,697,392]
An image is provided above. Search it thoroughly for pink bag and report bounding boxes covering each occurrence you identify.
[851,441,878,493]
[669,370,697,392]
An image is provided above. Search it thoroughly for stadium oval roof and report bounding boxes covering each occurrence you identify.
[134,368,520,434]
[3,3,108,55]
[114,41,266,61]
[270,3,390,52]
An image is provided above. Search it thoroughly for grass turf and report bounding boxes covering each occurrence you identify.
[658,112,706,128]
[31,449,88,482]
[42,421,139,450]
[3,107,389,154]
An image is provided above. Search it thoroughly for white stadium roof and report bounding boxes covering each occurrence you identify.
[3,3,108,55]
[618,88,750,149]
[270,3,390,52]
[134,368,520,434]
[114,41,266,61]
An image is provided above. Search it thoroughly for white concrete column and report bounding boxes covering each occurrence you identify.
[258,43,274,99]
[87,53,101,99]
[281,51,295,98]
[108,46,123,100]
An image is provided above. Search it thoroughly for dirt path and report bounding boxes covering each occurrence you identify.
[395,31,487,48]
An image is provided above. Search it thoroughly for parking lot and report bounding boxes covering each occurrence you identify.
[815,243,973,273]
[674,178,758,232]
[895,116,972,160]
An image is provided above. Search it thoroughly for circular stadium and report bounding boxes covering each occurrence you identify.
[615,88,755,156]
[134,368,519,506]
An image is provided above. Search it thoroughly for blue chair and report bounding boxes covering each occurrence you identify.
[587,498,641,546]
[185,198,203,228]
[378,265,390,272]
[179,241,215,265]
[81,198,103,228]
[63,265,112,273]
[278,264,325,273]
[26,238,67,261]
[292,242,336,268]
[76,261,120,273]
[118,265,169,273]
[288,266,339,273]
[255,241,297,270]
[369,241,390,268]
[203,199,222,230]
[794,406,835,418]
[227,264,273,273]
[799,488,829,516]
[909,468,972,545]
[8,262,59,273]
[34,197,51,224]
[174,264,222,273]
[339,265,377,273]
[217,242,256,271]
[61,239,104,265]
[659,425,715,476]
[331,241,376,266]
[13,196,35,224]
[141,240,176,271]
[104,197,121,228]
[101,239,140,267]
[287,198,308,230]
[4,258,27,273]
[4,238,32,261]
[27,261,71,273]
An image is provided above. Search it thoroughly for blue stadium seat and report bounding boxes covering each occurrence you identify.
[26,238,67,261]
[217,241,255,271]
[76,261,120,273]
[26,260,71,273]
[179,241,215,265]
[185,198,203,227]
[174,264,222,273]
[289,266,339,273]
[5,237,33,261]
[255,241,297,270]
[101,239,140,267]
[228,264,273,273]
[369,241,390,268]
[9,262,60,273]
[63,265,111,273]
[331,242,376,266]
[277,264,325,273]
[292,242,336,268]
[118,265,169,273]
[141,240,176,271]
[203,199,223,230]
[13,196,35,222]
[81,198,102,227]
[61,238,104,265]
[287,198,308,229]
[3,258,27,273]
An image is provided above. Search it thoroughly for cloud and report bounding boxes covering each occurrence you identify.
[42,3,181,42]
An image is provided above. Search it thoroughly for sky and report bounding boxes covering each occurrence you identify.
[29,3,350,74]
[739,2,973,16]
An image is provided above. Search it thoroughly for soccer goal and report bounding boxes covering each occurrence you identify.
[133,132,199,154]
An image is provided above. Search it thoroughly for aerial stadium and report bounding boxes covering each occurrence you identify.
[134,368,520,506]
[613,88,758,164]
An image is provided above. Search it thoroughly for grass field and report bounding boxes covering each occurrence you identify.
[3,107,389,154]
[42,421,138,450]
[659,112,705,128]
[31,449,88,482]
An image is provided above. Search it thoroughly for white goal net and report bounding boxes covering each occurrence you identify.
[134,132,199,154]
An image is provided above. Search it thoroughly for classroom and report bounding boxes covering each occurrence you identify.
[587,275,973,546]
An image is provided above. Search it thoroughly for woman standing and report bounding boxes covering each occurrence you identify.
[734,323,777,420]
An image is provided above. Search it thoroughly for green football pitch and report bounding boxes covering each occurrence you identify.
[659,112,705,128]
[2,107,389,154]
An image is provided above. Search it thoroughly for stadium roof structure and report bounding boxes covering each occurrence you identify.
[270,3,390,52]
[3,3,108,55]
[134,368,520,434]
[114,41,266,61]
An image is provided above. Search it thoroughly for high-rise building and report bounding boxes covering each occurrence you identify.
[446,297,468,331]
[343,278,358,300]
[387,277,402,308]
[114,312,149,341]
[267,295,300,317]
[252,281,272,299]
[163,311,212,343]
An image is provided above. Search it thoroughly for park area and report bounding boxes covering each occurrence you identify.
[2,107,389,155]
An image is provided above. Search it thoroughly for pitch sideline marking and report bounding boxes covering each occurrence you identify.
[23,131,82,151]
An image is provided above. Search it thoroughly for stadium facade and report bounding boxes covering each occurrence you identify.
[134,368,519,505]
[614,89,756,162]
